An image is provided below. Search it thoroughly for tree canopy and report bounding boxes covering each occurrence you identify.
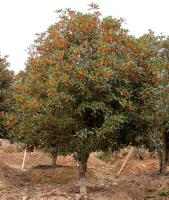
[0,54,13,139]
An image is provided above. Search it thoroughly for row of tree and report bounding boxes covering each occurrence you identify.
[1,5,169,195]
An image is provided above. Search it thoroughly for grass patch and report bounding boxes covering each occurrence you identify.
[158,189,169,196]
[146,187,156,193]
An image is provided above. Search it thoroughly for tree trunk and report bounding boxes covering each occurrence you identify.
[159,126,168,175]
[159,150,167,175]
[50,153,58,168]
[159,132,167,175]
[78,153,89,195]
[138,148,144,160]
[166,145,169,164]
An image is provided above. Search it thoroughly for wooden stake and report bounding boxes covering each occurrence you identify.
[21,148,27,170]
[116,147,133,177]
[30,153,45,169]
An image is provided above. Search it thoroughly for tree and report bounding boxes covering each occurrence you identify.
[0,54,13,139]
[154,36,169,175]
[11,7,132,194]
[125,34,169,175]
[9,5,165,194]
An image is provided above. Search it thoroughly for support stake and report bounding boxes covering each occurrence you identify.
[30,153,45,169]
[21,148,27,170]
[116,147,133,177]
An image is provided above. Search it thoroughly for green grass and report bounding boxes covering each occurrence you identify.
[158,189,169,196]
[146,187,156,193]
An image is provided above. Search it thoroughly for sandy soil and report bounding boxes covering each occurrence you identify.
[0,143,169,200]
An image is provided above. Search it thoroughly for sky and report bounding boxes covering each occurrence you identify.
[0,0,169,73]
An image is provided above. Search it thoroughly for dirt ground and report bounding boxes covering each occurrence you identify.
[0,142,169,200]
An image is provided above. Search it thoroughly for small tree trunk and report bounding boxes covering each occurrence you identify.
[166,146,169,164]
[50,153,58,168]
[159,127,168,175]
[51,156,57,168]
[78,153,89,195]
[138,148,144,160]
[79,161,87,194]
[159,143,167,175]
[159,151,166,175]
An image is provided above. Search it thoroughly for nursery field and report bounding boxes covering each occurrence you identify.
[0,141,169,200]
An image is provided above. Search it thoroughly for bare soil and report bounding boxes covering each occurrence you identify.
[0,143,169,200]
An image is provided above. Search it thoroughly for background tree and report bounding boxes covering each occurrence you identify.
[153,36,169,175]
[0,54,13,140]
[124,34,169,175]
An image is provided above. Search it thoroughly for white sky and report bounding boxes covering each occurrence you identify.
[0,0,169,73]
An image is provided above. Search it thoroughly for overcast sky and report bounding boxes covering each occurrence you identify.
[0,0,169,73]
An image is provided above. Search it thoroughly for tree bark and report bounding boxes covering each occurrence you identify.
[50,153,58,168]
[166,145,169,164]
[159,129,167,175]
[159,150,166,175]
[159,127,168,175]
[78,153,89,195]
